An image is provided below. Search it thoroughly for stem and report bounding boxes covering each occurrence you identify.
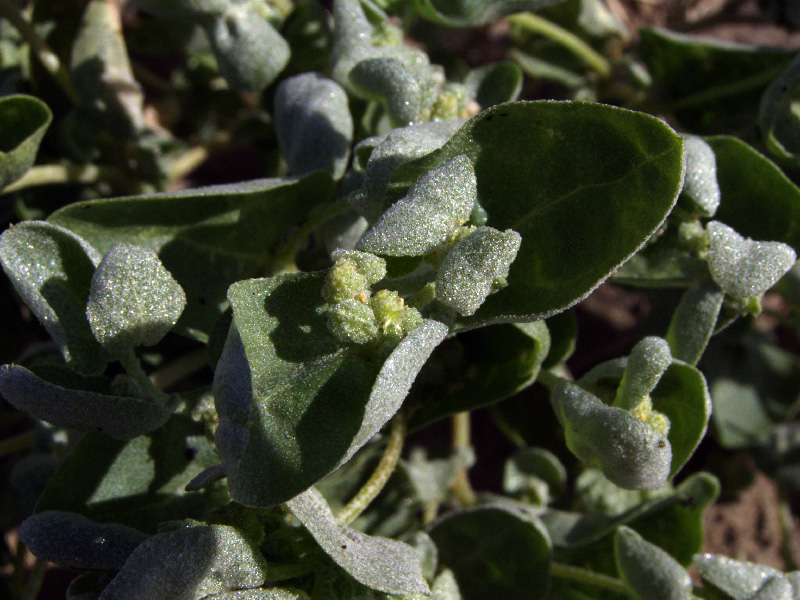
[119,349,164,402]
[670,64,787,111]
[166,132,231,185]
[451,412,476,507]
[0,430,35,458]
[336,411,406,526]
[20,559,47,600]
[149,347,209,391]
[550,562,632,597]
[507,12,612,79]
[0,0,81,106]
[779,488,798,571]
[1,163,130,195]
[10,539,26,598]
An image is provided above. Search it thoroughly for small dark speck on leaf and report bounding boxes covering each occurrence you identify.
[485,115,493,121]
[500,113,508,117]
[184,447,197,461]
[341,544,347,549]
[657,440,666,448]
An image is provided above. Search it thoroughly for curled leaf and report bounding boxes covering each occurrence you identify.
[0,95,52,189]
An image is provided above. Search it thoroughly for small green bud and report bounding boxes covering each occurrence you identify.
[326,299,378,345]
[322,259,368,304]
[677,220,708,254]
[371,289,405,339]
[331,250,387,285]
[630,396,671,437]
[402,306,423,332]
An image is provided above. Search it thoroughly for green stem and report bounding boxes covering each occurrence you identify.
[336,411,406,526]
[550,561,632,597]
[0,0,81,106]
[0,430,35,458]
[670,64,787,111]
[119,349,164,402]
[149,348,209,392]
[20,559,47,600]
[779,488,798,571]
[507,12,612,79]
[2,163,128,194]
[451,411,476,507]
[10,539,26,598]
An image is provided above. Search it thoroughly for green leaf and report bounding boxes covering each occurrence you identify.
[287,487,430,596]
[694,554,789,600]
[390,101,684,329]
[503,447,567,505]
[213,272,447,507]
[274,72,353,179]
[99,522,267,600]
[204,591,311,600]
[35,406,226,532]
[614,526,692,600]
[429,504,552,600]
[759,51,800,164]
[706,221,796,299]
[463,62,523,109]
[666,280,725,366]
[613,336,672,410]
[679,135,720,217]
[48,174,335,341]
[0,221,107,373]
[707,136,800,254]
[409,321,550,429]
[0,95,52,189]
[86,243,187,355]
[0,364,176,440]
[413,0,563,27]
[19,510,147,571]
[639,28,794,134]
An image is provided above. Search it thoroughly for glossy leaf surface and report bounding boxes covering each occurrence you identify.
[0,95,52,189]
[49,174,335,340]
[390,101,684,329]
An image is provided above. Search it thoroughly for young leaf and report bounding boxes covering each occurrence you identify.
[614,526,692,600]
[0,365,177,440]
[429,504,552,600]
[694,554,788,600]
[357,155,477,256]
[666,280,725,365]
[707,136,800,253]
[213,272,447,507]
[390,101,684,329]
[48,174,335,341]
[0,221,107,374]
[86,243,186,355]
[706,221,796,299]
[463,62,523,109]
[287,487,430,596]
[679,135,720,217]
[274,72,353,179]
[98,523,268,600]
[0,95,52,189]
[613,336,672,411]
[19,510,147,571]
[503,447,567,505]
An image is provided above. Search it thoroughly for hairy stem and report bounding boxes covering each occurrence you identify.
[550,561,632,596]
[336,411,406,525]
[0,430,35,458]
[451,411,477,507]
[507,13,612,79]
[2,164,131,194]
[0,0,81,106]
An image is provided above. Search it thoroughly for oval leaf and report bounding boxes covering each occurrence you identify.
[287,487,429,596]
[390,101,684,329]
[694,554,786,600]
[0,94,52,189]
[614,526,692,600]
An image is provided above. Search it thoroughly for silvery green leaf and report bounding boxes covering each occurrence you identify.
[349,56,439,126]
[435,226,522,316]
[203,591,311,600]
[357,155,477,256]
[0,221,107,374]
[694,554,787,600]
[614,526,692,600]
[0,95,52,189]
[19,510,147,571]
[286,487,430,596]
[752,577,794,600]
[431,569,461,600]
[203,3,290,91]
[707,221,796,299]
[666,280,724,365]
[681,136,720,217]
[274,73,353,179]
[99,523,267,600]
[352,120,464,221]
[614,336,672,409]
[0,365,176,440]
[135,0,231,18]
[86,243,187,355]
[503,447,566,504]
[551,381,672,490]
[404,447,474,503]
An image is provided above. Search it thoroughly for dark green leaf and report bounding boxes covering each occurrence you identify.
[409,321,550,429]
[287,487,430,595]
[0,94,52,189]
[429,504,552,600]
[99,522,267,600]
[614,526,692,600]
[759,51,800,164]
[0,221,107,373]
[19,510,147,570]
[0,365,176,440]
[666,280,725,366]
[86,243,186,355]
[464,62,523,109]
[213,272,447,507]
[48,174,335,341]
[707,136,800,254]
[503,447,566,504]
[390,101,684,329]
[639,28,794,134]
[413,0,564,27]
